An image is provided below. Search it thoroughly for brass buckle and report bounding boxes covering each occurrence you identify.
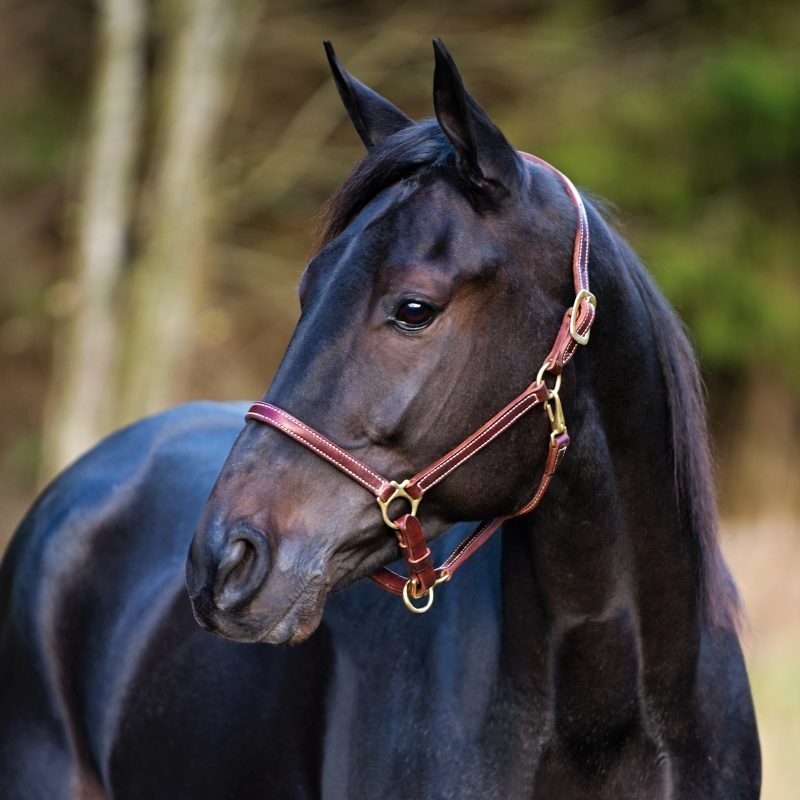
[402,572,451,614]
[568,289,597,346]
[376,479,421,530]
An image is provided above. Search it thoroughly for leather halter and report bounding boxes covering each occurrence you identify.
[245,152,596,613]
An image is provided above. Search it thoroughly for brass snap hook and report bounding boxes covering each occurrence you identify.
[537,359,567,439]
[545,389,567,438]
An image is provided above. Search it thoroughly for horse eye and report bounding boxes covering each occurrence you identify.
[393,299,437,331]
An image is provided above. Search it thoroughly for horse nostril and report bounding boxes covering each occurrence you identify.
[229,540,254,585]
[212,531,271,613]
[216,538,249,586]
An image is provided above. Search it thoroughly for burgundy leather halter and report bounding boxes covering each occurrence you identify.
[245,153,596,613]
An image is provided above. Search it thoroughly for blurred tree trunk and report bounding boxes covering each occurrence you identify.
[41,0,249,481]
[115,0,238,425]
[40,0,145,481]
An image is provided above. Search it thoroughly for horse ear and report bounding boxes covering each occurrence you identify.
[324,41,413,149]
[432,38,521,192]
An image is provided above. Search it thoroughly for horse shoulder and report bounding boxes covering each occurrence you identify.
[0,401,245,798]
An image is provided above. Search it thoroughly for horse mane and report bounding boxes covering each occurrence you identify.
[316,122,740,631]
[610,237,741,631]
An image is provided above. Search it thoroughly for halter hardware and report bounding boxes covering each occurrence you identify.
[402,572,451,614]
[536,360,562,393]
[536,360,567,440]
[245,152,595,615]
[377,479,422,530]
[545,389,567,439]
[569,289,597,346]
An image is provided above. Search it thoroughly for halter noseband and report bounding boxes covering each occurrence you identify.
[245,153,596,613]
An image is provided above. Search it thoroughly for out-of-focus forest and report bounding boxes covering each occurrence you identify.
[0,0,797,795]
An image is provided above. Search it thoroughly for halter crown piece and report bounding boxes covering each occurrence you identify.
[245,152,597,613]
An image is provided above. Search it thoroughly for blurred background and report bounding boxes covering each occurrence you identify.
[0,0,797,794]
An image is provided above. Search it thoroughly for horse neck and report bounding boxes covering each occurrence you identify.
[497,223,709,701]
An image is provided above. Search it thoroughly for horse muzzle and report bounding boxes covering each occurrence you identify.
[186,518,328,645]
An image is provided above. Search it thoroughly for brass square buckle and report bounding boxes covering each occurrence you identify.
[569,289,597,345]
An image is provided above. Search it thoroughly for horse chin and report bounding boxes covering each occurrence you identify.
[258,585,327,646]
[190,573,329,646]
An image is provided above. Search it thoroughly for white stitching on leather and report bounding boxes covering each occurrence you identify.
[257,403,386,486]
[415,388,544,492]
[246,406,386,494]
[440,518,503,570]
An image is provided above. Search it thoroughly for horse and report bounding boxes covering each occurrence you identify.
[0,40,760,799]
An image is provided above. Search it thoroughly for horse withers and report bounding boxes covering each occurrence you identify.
[0,40,760,799]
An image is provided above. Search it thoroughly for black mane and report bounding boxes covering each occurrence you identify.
[622,247,740,630]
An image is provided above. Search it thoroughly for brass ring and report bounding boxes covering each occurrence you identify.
[536,359,552,386]
[402,580,435,614]
[536,360,562,395]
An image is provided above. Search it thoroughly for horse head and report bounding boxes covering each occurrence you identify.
[187,40,586,644]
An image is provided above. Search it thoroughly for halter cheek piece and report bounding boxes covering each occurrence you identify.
[245,153,596,613]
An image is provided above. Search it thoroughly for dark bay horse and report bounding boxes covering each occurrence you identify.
[0,41,759,799]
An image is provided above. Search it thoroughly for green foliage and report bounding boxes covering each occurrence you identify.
[1,98,75,185]
[534,10,800,385]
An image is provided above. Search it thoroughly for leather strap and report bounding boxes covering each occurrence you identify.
[519,151,595,373]
[370,430,571,595]
[519,152,590,295]
[245,402,395,502]
[246,380,554,597]
[515,430,570,515]
[406,379,549,495]
[393,514,436,595]
[246,379,550,509]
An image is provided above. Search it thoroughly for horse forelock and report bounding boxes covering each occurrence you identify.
[314,120,455,253]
